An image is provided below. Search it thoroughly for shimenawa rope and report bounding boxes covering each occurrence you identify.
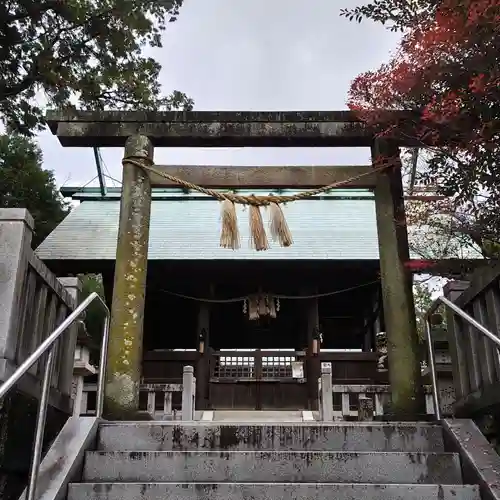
[158,279,380,303]
[122,157,392,251]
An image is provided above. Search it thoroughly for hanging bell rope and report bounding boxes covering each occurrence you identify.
[122,157,393,251]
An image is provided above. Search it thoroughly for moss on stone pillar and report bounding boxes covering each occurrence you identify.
[104,135,153,419]
[373,140,424,420]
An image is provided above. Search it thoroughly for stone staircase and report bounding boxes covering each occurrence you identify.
[66,420,480,500]
[210,409,308,422]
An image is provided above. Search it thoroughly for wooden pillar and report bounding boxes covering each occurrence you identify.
[363,324,373,352]
[253,349,262,410]
[363,292,379,352]
[196,301,210,410]
[372,140,424,420]
[104,135,153,419]
[306,292,321,410]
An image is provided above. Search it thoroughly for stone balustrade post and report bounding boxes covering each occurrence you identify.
[0,209,34,364]
[182,365,195,421]
[319,363,333,421]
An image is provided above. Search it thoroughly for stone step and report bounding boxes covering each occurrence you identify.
[212,410,306,422]
[97,422,445,452]
[68,482,480,500]
[83,451,462,484]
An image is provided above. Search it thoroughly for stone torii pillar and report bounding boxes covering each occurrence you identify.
[372,140,424,420]
[104,135,153,419]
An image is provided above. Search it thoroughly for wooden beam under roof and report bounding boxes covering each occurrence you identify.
[45,110,425,148]
[145,165,377,189]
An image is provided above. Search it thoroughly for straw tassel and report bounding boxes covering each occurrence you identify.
[248,295,260,320]
[249,204,269,251]
[269,202,293,247]
[268,295,277,319]
[220,199,240,249]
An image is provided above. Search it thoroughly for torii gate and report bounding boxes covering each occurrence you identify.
[46,110,423,420]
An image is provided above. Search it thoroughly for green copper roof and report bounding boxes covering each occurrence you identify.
[36,192,380,261]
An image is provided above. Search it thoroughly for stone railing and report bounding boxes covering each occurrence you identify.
[318,365,435,421]
[0,209,79,414]
[79,365,196,420]
[440,271,500,417]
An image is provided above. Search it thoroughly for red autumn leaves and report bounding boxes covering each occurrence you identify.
[347,0,499,149]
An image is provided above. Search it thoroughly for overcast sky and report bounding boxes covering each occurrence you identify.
[39,0,400,188]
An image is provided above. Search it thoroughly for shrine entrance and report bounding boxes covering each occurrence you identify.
[209,349,309,410]
[46,109,425,420]
[206,290,314,410]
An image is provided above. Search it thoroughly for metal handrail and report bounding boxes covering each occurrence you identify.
[425,295,500,421]
[0,292,110,500]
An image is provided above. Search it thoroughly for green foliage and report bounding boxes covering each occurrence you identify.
[413,281,434,343]
[79,273,106,359]
[0,134,69,247]
[376,282,436,367]
[340,1,440,31]
[0,0,193,134]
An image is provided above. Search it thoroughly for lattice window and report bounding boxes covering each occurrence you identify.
[214,356,254,378]
[262,356,293,378]
[213,353,295,379]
